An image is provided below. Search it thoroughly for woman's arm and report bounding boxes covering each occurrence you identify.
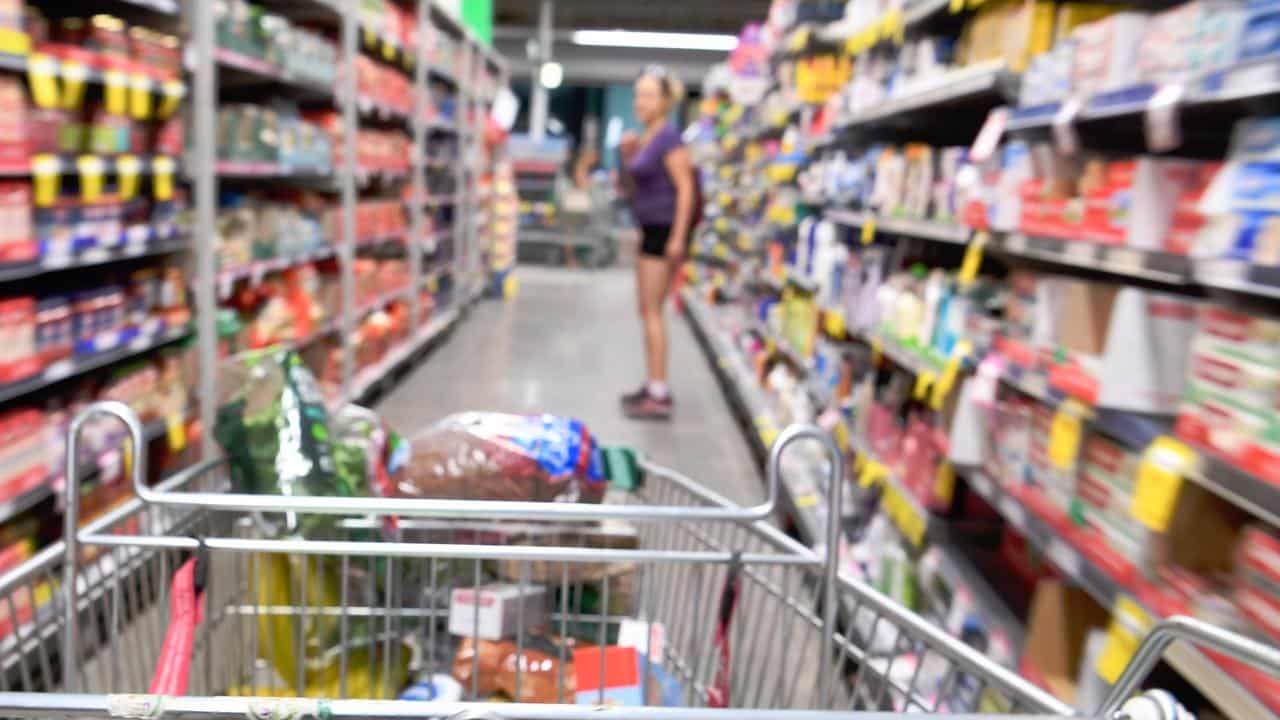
[664,145,695,263]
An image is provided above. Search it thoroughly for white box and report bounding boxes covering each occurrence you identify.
[448,584,547,640]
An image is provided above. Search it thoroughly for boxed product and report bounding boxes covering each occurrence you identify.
[448,584,548,641]
[1135,1,1244,84]
[1068,13,1148,96]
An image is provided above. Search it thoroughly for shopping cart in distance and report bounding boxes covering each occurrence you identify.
[0,401,1274,720]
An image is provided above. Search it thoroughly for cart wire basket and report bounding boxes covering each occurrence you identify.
[0,401,1273,720]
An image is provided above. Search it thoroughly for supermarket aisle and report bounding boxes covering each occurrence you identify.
[378,267,764,505]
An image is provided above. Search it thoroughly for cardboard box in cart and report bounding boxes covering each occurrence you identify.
[448,584,548,640]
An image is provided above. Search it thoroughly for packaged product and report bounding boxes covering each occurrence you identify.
[452,636,578,703]
[387,412,605,504]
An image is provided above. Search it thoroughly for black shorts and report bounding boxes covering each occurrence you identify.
[640,224,671,258]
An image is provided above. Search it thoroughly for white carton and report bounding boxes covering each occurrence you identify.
[448,584,547,640]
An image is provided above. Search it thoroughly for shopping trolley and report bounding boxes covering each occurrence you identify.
[0,401,1274,720]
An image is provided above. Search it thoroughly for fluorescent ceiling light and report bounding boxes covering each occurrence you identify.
[571,30,738,52]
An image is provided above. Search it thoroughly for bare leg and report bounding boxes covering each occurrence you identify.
[637,256,672,384]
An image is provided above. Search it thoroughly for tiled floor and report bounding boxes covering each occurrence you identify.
[377,266,763,506]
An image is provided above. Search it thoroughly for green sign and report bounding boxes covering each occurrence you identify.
[462,0,492,46]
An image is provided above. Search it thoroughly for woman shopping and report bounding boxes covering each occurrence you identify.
[618,65,697,420]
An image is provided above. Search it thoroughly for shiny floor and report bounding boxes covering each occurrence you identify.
[377,266,764,506]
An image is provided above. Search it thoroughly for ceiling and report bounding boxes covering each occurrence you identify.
[494,0,772,33]
[493,0,769,86]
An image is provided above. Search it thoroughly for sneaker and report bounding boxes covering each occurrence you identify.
[623,390,673,420]
[620,385,649,406]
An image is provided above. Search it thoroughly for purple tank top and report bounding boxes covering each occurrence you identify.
[627,124,682,226]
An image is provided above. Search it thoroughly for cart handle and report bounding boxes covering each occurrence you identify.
[1099,614,1280,717]
[62,401,150,693]
[66,402,841,526]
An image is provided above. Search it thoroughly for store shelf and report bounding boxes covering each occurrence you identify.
[215,160,332,179]
[356,286,410,319]
[840,61,1019,129]
[997,234,1193,287]
[347,305,461,404]
[214,47,332,97]
[824,208,971,246]
[964,468,1269,720]
[0,483,53,529]
[848,429,939,547]
[1186,447,1280,530]
[356,96,411,124]
[216,247,337,297]
[0,228,186,283]
[0,324,189,405]
[427,64,460,85]
[1008,56,1280,135]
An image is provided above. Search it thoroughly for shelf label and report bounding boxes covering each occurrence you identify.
[871,337,883,365]
[861,216,876,245]
[44,358,73,381]
[158,80,186,119]
[27,53,59,109]
[913,371,935,402]
[1096,597,1153,685]
[933,461,956,506]
[958,231,987,287]
[931,341,970,411]
[1065,240,1096,264]
[1051,97,1082,156]
[104,70,128,116]
[152,157,175,201]
[60,60,88,109]
[166,412,186,453]
[129,74,153,120]
[795,493,819,509]
[1132,436,1195,532]
[77,155,104,203]
[32,154,60,208]
[833,420,850,453]
[117,155,141,201]
[949,0,964,12]
[998,495,1026,530]
[970,109,1009,163]
[1048,400,1086,470]
[823,309,846,339]
[1046,537,1084,578]
[860,459,888,488]
[969,471,993,498]
[1145,83,1184,153]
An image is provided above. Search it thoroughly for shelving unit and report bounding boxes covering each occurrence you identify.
[686,1,1280,718]
[0,0,508,638]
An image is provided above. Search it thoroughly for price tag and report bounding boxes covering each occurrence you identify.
[128,74,153,120]
[860,460,888,488]
[1145,83,1184,153]
[970,109,1009,164]
[1052,97,1083,156]
[166,412,186,452]
[1106,247,1143,272]
[103,70,128,116]
[362,26,377,48]
[116,155,140,201]
[158,80,186,119]
[1005,233,1028,254]
[913,371,935,402]
[931,341,971,410]
[713,243,729,259]
[958,231,987,288]
[861,216,876,245]
[795,494,820,509]
[44,358,74,381]
[788,27,811,52]
[870,337,883,365]
[1096,598,1153,684]
[1131,436,1195,532]
[31,154,61,208]
[1065,241,1096,264]
[998,495,1027,530]
[1049,400,1086,470]
[77,155,104,203]
[1047,537,1084,578]
[95,331,121,353]
[969,471,993,498]
[949,0,965,12]
[128,332,151,352]
[381,38,396,61]
[881,9,904,44]
[760,425,779,448]
[152,157,175,201]
[26,53,59,109]
[59,60,88,110]
[833,421,850,453]
[933,461,956,506]
[823,309,846,339]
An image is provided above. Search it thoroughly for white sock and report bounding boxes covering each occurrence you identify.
[647,381,670,399]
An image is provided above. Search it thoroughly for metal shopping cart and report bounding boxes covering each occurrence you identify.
[0,401,1274,719]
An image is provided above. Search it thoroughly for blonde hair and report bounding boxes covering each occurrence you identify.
[639,65,685,105]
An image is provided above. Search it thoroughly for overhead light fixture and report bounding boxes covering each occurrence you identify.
[540,61,564,89]
[571,30,738,52]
